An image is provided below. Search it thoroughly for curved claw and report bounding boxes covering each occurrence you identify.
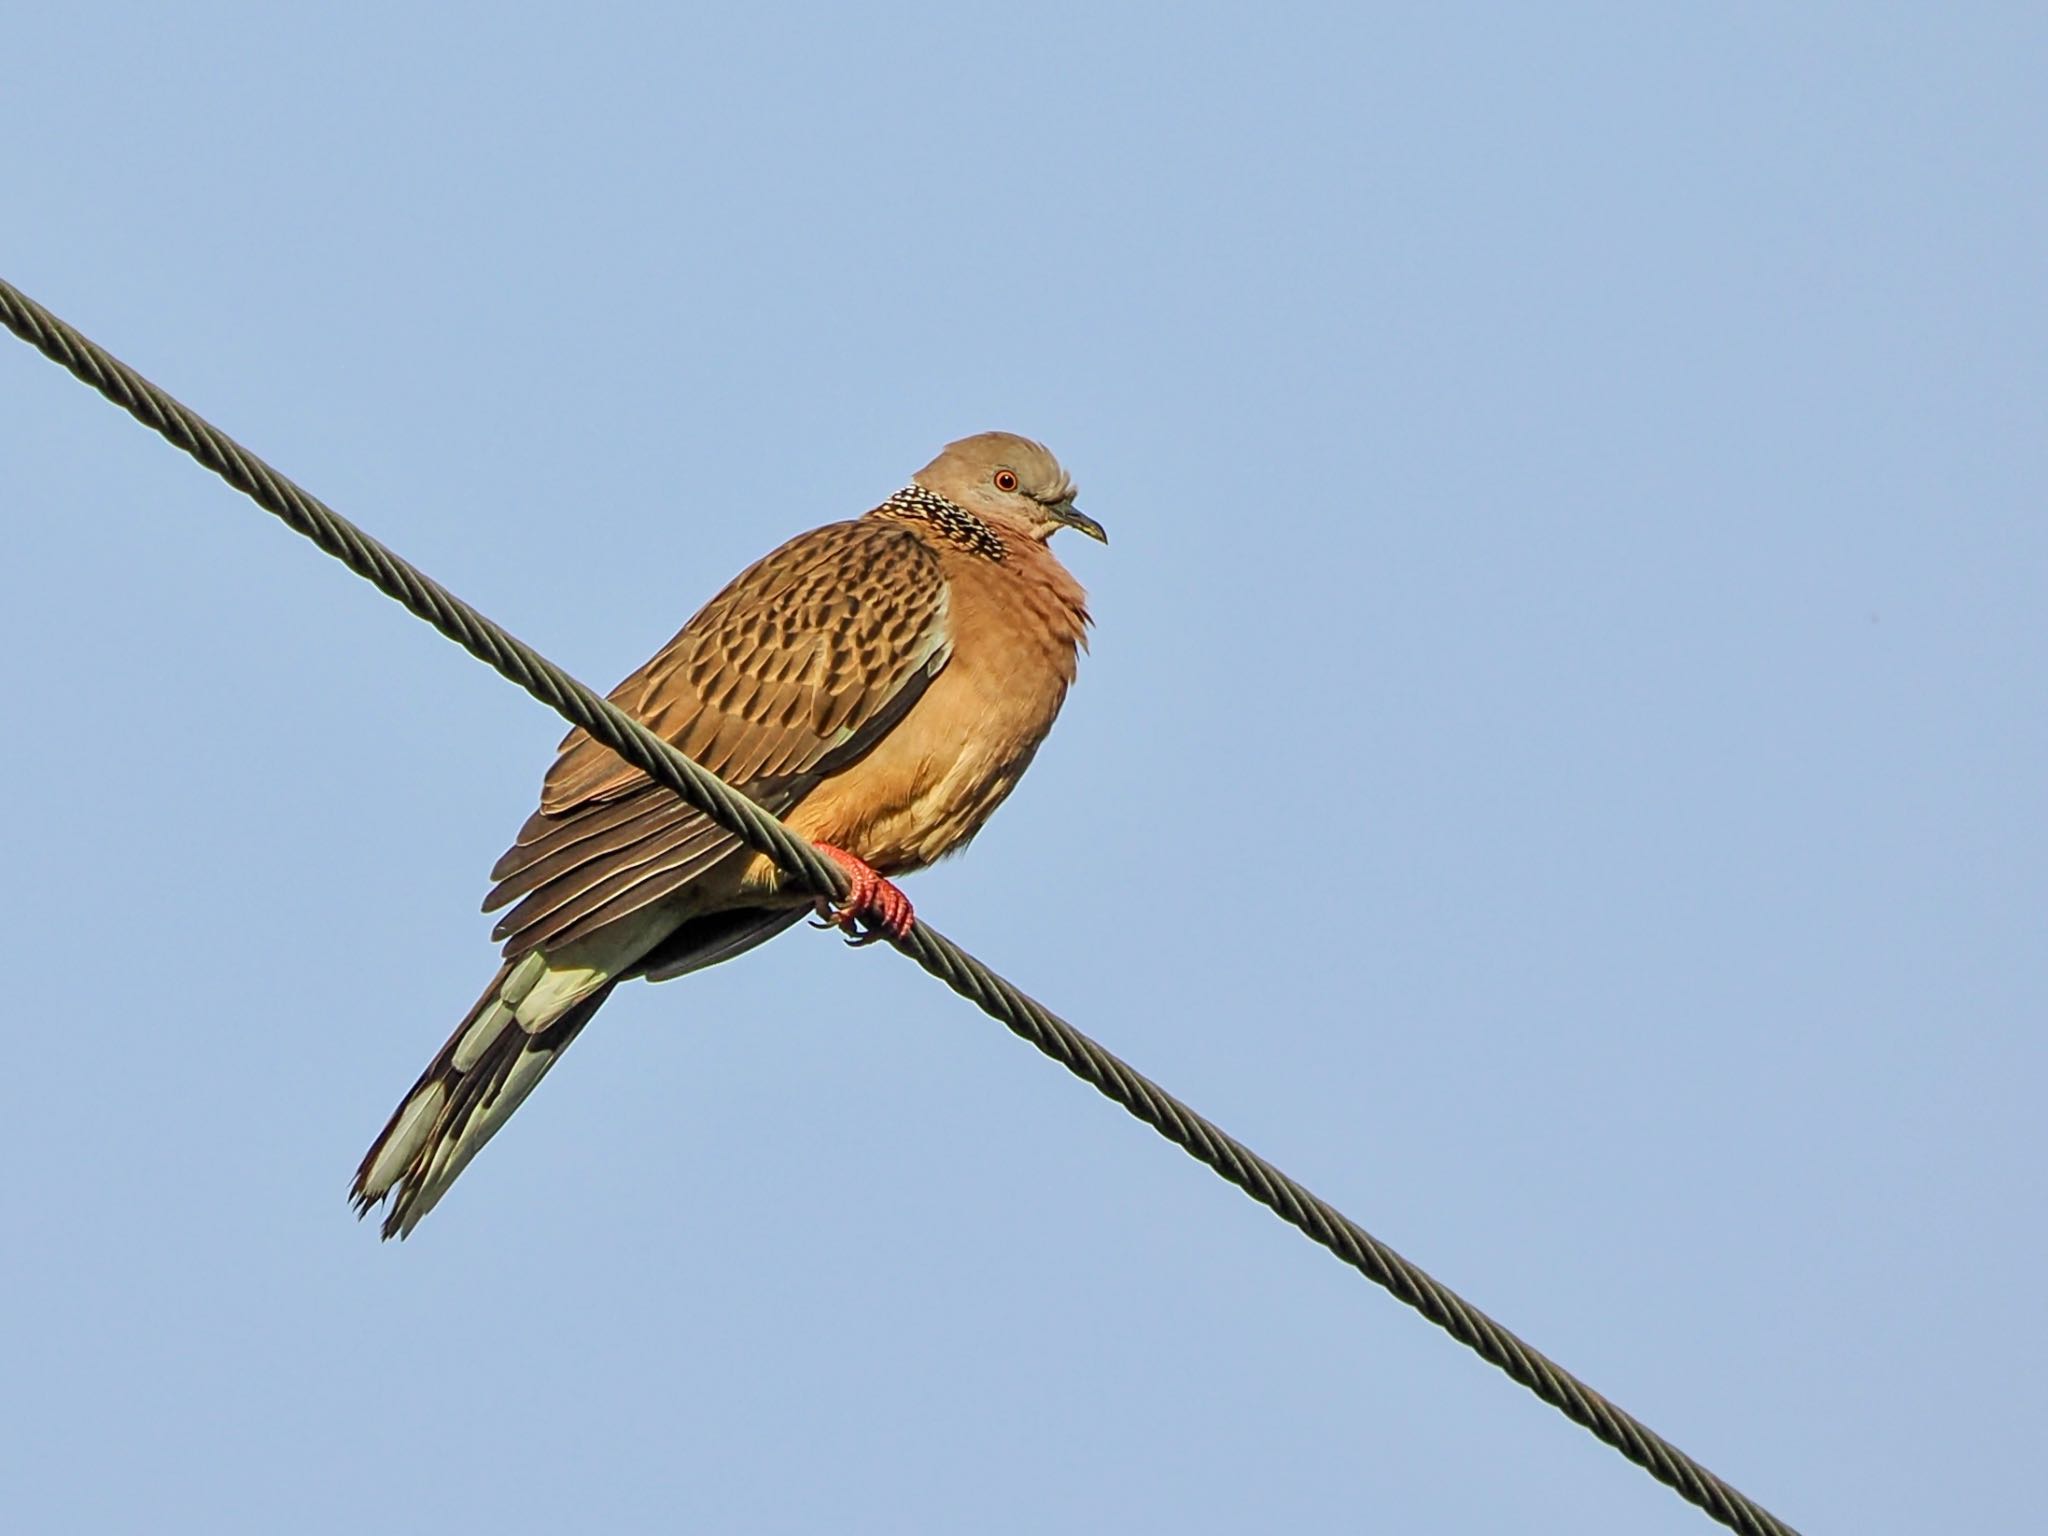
[810,843,915,944]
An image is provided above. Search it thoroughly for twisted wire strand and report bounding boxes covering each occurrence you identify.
[0,276,1799,1536]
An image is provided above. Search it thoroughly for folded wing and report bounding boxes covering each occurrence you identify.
[485,518,953,957]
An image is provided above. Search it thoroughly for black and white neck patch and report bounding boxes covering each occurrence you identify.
[876,484,1008,562]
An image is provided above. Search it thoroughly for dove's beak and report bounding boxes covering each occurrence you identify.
[1052,500,1107,544]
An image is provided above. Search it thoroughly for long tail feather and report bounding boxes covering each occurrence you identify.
[352,960,616,1239]
[353,903,804,1238]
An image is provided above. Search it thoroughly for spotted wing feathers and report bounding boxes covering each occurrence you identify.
[486,519,952,958]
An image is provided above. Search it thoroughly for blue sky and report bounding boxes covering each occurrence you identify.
[3,5,2042,1532]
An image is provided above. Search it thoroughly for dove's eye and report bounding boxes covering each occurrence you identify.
[993,469,1020,492]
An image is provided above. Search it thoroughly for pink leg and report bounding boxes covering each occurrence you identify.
[810,843,915,944]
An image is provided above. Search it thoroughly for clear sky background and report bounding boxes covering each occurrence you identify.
[3,6,2041,1533]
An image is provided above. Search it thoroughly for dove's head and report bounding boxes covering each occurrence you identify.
[915,432,1106,546]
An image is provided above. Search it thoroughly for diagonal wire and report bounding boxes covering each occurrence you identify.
[0,275,1800,1536]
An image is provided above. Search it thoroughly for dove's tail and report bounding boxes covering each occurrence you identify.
[351,904,808,1239]
[351,949,620,1239]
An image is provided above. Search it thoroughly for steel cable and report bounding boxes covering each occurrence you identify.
[1,276,1801,1536]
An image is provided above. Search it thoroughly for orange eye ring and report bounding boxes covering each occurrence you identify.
[993,469,1019,492]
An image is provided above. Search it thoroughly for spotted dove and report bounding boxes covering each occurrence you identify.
[352,432,1104,1237]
